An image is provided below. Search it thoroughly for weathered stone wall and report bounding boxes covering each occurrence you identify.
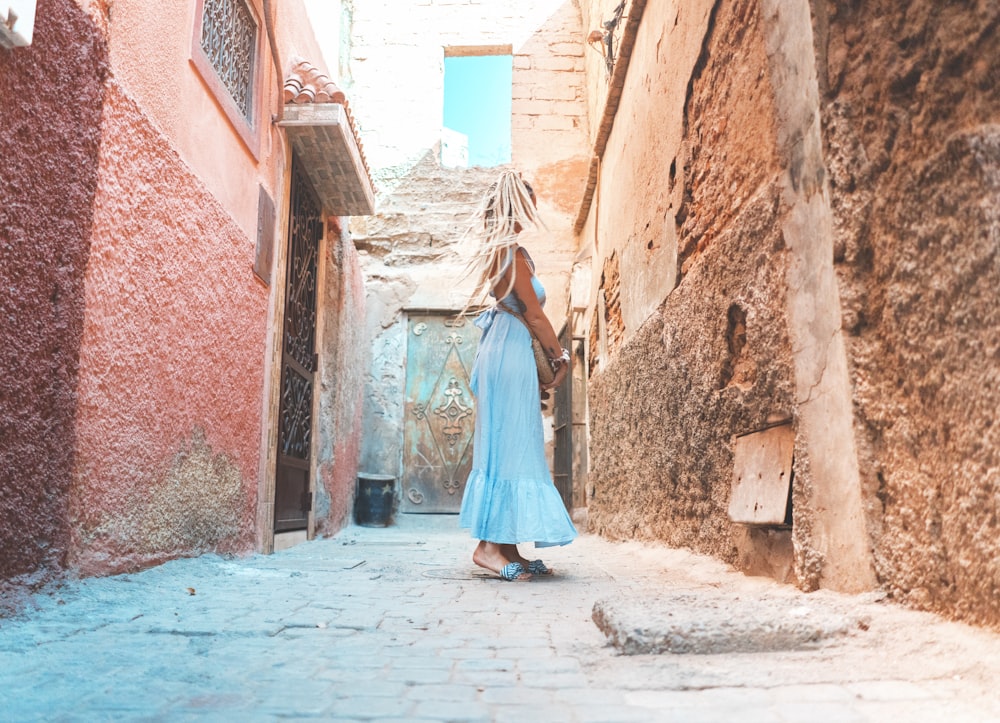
[582,0,999,622]
[341,0,590,488]
[314,222,368,538]
[817,1,1000,626]
[0,0,108,586]
[2,0,364,585]
[585,0,791,560]
[582,0,878,593]
[588,189,794,557]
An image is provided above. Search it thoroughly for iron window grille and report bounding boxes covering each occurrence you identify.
[200,0,257,121]
[191,0,263,156]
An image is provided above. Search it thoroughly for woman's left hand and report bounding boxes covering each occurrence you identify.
[541,360,569,391]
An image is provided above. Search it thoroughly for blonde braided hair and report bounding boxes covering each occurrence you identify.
[463,169,544,312]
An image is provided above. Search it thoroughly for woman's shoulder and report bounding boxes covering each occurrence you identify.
[514,245,535,272]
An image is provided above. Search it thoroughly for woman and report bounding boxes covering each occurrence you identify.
[459,170,578,581]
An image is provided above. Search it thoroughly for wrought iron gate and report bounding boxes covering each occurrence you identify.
[274,159,322,532]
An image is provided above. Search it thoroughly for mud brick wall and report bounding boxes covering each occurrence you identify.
[818,0,1000,626]
[587,0,794,561]
[585,0,1000,624]
[588,190,795,561]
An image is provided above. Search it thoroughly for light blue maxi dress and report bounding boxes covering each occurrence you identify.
[459,248,578,548]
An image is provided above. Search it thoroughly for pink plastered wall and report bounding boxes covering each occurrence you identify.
[0,0,108,585]
[69,80,268,574]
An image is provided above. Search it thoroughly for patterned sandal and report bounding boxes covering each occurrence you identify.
[499,562,530,581]
[526,560,553,576]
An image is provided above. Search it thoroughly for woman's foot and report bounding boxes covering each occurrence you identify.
[501,544,554,576]
[473,541,531,581]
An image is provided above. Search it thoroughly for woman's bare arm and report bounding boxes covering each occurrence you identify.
[493,248,569,389]
[506,249,563,361]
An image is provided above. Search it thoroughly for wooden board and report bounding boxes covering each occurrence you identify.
[728,423,794,526]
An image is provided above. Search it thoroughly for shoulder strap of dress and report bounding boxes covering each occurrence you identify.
[514,246,536,273]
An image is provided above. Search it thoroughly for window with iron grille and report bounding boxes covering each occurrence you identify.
[190,0,262,156]
[199,0,258,122]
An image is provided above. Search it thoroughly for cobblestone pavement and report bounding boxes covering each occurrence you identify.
[3,515,1000,722]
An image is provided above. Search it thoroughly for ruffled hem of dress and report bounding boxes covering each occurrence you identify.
[459,470,577,547]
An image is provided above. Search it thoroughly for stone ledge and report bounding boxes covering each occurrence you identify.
[278,104,375,216]
[593,590,866,655]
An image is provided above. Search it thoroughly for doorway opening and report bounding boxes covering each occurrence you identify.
[442,45,512,168]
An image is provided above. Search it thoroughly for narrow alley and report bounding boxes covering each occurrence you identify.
[3,516,999,722]
[3,1,999,721]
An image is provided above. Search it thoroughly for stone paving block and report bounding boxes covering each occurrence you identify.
[252,682,340,716]
[623,689,706,708]
[327,679,409,699]
[774,701,865,722]
[491,703,577,723]
[518,671,590,688]
[847,679,941,701]
[438,646,498,659]
[480,635,551,648]
[311,667,388,690]
[174,691,255,710]
[410,699,492,721]
[402,683,479,702]
[384,665,454,685]
[573,704,661,722]
[384,654,455,671]
[316,660,387,679]
[454,657,515,672]
[452,669,522,687]
[686,685,776,708]
[769,682,855,702]
[328,695,414,719]
[853,699,990,723]
[517,656,583,673]
[500,646,555,659]
[3,689,100,722]
[553,686,627,705]
[673,708,786,723]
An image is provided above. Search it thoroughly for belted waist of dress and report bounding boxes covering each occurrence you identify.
[475,302,520,341]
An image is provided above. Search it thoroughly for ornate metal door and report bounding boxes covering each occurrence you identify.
[401,313,478,513]
[274,159,321,532]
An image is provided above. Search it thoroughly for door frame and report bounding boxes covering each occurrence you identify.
[257,146,329,553]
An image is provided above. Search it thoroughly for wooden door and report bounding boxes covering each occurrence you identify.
[274,159,321,532]
[401,313,478,513]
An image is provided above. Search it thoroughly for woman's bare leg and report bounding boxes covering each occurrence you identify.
[500,543,530,566]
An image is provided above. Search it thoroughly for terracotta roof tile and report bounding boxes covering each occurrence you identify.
[283,58,347,105]
[281,58,374,214]
[283,58,371,200]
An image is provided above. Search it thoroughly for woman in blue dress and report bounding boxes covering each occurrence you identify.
[459,170,578,581]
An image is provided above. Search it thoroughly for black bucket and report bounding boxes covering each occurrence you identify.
[355,473,396,527]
